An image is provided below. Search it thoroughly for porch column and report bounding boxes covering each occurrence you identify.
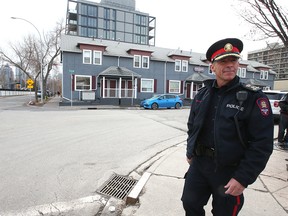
[134,78,137,99]
[191,81,194,99]
[119,77,122,98]
[103,76,106,98]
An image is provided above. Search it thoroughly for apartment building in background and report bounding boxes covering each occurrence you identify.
[65,0,156,46]
[0,64,14,89]
[248,43,288,80]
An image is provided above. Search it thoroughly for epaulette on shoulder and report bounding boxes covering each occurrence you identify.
[241,83,261,92]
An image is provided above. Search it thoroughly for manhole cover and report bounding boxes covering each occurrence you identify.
[97,174,137,200]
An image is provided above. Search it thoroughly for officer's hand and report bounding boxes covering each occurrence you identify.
[186,157,193,165]
[224,178,245,196]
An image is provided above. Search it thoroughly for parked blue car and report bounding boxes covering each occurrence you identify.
[140,94,183,110]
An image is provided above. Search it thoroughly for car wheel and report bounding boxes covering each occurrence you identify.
[175,102,181,109]
[151,103,158,110]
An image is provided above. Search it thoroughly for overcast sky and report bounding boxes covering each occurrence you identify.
[0,0,286,59]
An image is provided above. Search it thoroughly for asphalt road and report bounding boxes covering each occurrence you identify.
[0,96,190,212]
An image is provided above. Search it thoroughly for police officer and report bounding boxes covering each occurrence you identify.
[181,38,274,216]
[278,93,288,148]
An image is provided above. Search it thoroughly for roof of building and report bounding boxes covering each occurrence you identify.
[60,34,208,67]
[247,42,286,54]
[60,34,275,76]
[99,66,141,78]
[186,72,212,82]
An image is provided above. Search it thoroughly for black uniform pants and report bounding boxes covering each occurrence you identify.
[181,156,244,216]
[278,114,288,143]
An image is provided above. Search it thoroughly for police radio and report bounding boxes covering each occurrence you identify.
[236,91,248,106]
[234,91,248,149]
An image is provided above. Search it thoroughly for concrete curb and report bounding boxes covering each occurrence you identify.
[0,195,107,216]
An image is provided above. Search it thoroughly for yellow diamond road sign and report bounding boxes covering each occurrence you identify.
[27,79,34,85]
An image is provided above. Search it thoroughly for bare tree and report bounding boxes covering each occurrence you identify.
[235,0,288,47]
[0,20,64,102]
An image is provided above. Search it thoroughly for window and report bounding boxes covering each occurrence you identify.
[237,67,246,78]
[260,70,269,80]
[87,17,97,27]
[141,79,154,92]
[133,55,141,68]
[175,60,181,72]
[83,50,92,64]
[142,56,149,69]
[88,28,97,37]
[134,55,150,68]
[182,60,188,72]
[175,59,188,72]
[75,75,91,90]
[93,51,102,65]
[169,80,181,93]
[87,5,97,16]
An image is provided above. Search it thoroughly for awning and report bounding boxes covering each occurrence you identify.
[186,73,212,82]
[246,78,267,87]
[99,66,141,78]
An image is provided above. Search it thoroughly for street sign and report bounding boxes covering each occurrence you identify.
[27,79,34,85]
[27,85,33,89]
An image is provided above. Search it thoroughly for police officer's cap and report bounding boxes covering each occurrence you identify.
[206,38,243,62]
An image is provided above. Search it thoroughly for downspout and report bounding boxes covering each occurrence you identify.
[118,56,121,99]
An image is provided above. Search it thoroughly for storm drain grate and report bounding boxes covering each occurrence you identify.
[97,174,137,200]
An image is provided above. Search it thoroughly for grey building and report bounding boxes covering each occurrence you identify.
[247,43,288,80]
[0,64,14,89]
[66,0,156,46]
[60,34,275,106]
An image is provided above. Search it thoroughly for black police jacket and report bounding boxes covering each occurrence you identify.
[186,76,273,187]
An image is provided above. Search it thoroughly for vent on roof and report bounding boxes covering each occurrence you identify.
[97,174,137,200]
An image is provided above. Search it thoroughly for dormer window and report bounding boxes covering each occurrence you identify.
[182,60,188,72]
[82,49,102,65]
[93,51,102,65]
[175,59,188,72]
[142,56,149,68]
[175,60,181,71]
[133,55,150,69]
[260,70,268,80]
[134,55,141,68]
[83,50,92,64]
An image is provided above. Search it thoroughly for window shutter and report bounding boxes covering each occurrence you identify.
[92,76,96,90]
[166,80,169,93]
[101,79,103,97]
[181,81,184,94]
[154,79,157,93]
[72,75,75,91]
[137,78,141,92]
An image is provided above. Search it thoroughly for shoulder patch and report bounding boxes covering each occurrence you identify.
[256,98,270,116]
[241,83,261,92]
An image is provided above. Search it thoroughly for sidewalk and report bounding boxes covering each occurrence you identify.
[122,133,288,216]
[43,97,288,215]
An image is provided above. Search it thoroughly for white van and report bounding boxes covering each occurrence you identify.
[263,90,288,121]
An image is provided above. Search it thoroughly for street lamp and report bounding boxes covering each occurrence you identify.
[11,16,44,103]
